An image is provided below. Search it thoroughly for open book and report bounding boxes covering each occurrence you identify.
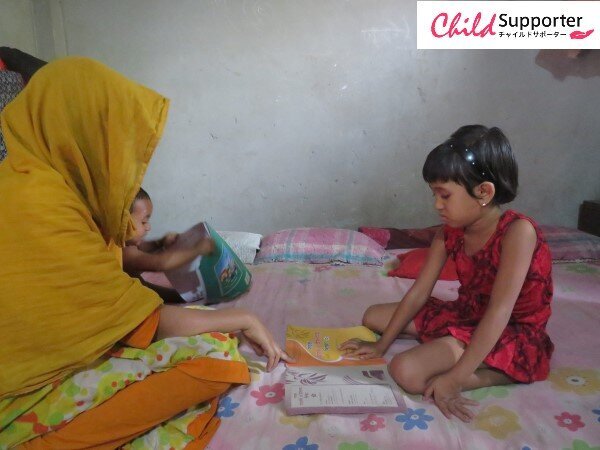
[284,325,406,415]
[164,222,252,304]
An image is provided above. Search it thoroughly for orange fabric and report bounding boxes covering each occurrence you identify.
[183,397,221,450]
[18,368,230,450]
[178,358,251,384]
[184,418,221,450]
[120,308,160,348]
[388,248,459,281]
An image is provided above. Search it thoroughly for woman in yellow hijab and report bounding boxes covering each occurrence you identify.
[0,57,290,448]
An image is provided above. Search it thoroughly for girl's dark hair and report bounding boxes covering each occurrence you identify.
[129,187,151,212]
[422,125,518,205]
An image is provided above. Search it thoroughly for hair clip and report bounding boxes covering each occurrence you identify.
[463,149,485,176]
[448,141,487,179]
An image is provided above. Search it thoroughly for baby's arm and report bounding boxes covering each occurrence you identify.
[341,228,448,358]
[137,232,179,253]
[123,238,214,273]
[442,219,537,382]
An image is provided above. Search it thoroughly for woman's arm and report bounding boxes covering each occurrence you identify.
[157,305,293,371]
[446,219,537,381]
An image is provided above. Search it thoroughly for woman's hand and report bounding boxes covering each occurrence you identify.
[339,339,383,360]
[242,314,294,372]
[423,372,479,422]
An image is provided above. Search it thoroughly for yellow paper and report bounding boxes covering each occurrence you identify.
[285,325,384,366]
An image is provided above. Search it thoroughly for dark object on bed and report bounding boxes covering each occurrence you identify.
[0,47,47,82]
[358,226,440,249]
[578,200,600,237]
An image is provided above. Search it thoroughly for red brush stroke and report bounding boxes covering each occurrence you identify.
[570,29,594,39]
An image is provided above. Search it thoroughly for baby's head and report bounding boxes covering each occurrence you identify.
[129,188,153,245]
[422,125,518,206]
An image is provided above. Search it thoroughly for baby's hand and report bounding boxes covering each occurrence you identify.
[196,237,215,255]
[161,233,179,248]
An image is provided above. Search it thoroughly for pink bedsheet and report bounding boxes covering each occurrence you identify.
[148,257,600,449]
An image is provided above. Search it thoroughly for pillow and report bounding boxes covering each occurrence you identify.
[217,231,262,264]
[541,225,600,262]
[0,70,25,163]
[255,228,385,265]
[388,248,458,280]
[358,226,440,249]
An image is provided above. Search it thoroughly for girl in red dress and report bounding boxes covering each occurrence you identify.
[341,125,553,423]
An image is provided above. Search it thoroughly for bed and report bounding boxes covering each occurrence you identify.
[201,251,600,450]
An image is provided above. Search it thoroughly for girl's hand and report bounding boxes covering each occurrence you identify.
[339,339,383,360]
[423,373,478,422]
[242,315,294,372]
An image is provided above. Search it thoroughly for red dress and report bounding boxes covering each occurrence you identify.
[413,210,554,383]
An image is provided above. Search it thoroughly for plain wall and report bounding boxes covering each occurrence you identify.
[0,0,36,54]
[7,0,600,236]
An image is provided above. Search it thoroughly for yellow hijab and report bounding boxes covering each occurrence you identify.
[0,57,169,398]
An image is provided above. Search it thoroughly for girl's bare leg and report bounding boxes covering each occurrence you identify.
[362,302,418,337]
[463,368,513,390]
[388,335,513,395]
[363,305,513,393]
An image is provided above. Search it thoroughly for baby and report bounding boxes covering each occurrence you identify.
[123,188,214,302]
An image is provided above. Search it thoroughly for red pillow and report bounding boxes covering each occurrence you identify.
[387,248,458,281]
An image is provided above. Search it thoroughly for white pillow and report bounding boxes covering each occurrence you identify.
[217,231,263,264]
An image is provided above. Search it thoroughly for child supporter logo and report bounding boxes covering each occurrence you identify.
[417,1,600,49]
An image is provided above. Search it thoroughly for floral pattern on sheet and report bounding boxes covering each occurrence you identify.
[548,368,600,395]
[338,442,376,450]
[217,395,240,418]
[360,414,386,432]
[279,413,317,429]
[201,260,600,450]
[283,436,319,450]
[555,412,586,432]
[395,408,434,431]
[250,383,285,406]
[565,264,599,275]
[562,439,600,450]
[0,308,245,448]
[469,385,512,401]
[473,405,521,439]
